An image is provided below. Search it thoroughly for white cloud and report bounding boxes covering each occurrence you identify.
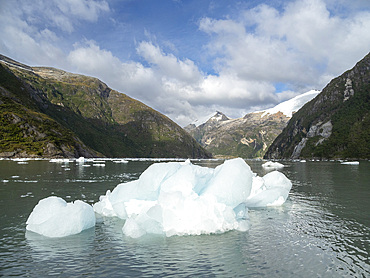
[56,0,109,22]
[0,0,109,63]
[200,0,370,91]
[65,40,284,125]
[1,0,109,34]
[0,14,66,66]
[136,42,203,84]
[1,0,369,127]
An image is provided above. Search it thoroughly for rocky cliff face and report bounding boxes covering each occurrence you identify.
[265,52,370,159]
[0,55,211,158]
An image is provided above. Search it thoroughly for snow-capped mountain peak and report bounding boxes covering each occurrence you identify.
[191,111,230,127]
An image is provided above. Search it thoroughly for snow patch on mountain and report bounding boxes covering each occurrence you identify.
[259,90,320,118]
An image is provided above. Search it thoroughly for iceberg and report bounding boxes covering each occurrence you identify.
[26,196,95,238]
[262,161,285,169]
[245,171,292,207]
[94,158,292,238]
[113,159,129,163]
[76,157,86,163]
[341,161,359,165]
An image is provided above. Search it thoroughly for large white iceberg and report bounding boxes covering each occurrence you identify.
[94,158,292,238]
[26,196,95,238]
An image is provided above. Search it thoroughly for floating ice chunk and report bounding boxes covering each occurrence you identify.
[262,161,285,169]
[94,158,291,238]
[245,171,292,207]
[76,157,85,163]
[113,159,129,164]
[26,196,95,238]
[50,158,71,163]
[341,161,359,165]
[201,158,253,207]
[13,158,30,162]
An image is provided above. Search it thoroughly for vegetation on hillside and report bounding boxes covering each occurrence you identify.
[0,57,211,158]
[0,65,99,157]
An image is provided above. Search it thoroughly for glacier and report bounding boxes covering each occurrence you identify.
[26,158,292,238]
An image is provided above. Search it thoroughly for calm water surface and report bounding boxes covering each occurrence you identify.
[0,159,369,277]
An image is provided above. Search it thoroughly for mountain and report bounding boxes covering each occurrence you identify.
[265,52,370,160]
[0,55,211,158]
[184,111,230,143]
[184,92,318,158]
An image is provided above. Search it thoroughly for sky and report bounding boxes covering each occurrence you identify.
[1,0,370,126]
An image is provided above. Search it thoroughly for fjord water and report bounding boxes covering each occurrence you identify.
[0,159,369,277]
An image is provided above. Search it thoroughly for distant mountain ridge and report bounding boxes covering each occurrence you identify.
[265,52,370,159]
[185,91,318,158]
[0,55,211,158]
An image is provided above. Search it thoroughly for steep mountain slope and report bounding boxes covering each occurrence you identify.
[0,55,211,158]
[0,62,100,158]
[185,91,318,158]
[265,52,370,159]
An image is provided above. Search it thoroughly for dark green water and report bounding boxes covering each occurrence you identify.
[0,159,369,277]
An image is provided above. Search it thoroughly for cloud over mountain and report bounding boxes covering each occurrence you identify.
[1,0,370,126]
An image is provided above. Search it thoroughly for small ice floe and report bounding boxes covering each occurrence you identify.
[50,158,71,163]
[262,161,285,170]
[26,196,95,238]
[21,192,34,198]
[300,160,307,163]
[341,161,359,165]
[93,164,105,167]
[112,159,129,164]
[76,157,85,163]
